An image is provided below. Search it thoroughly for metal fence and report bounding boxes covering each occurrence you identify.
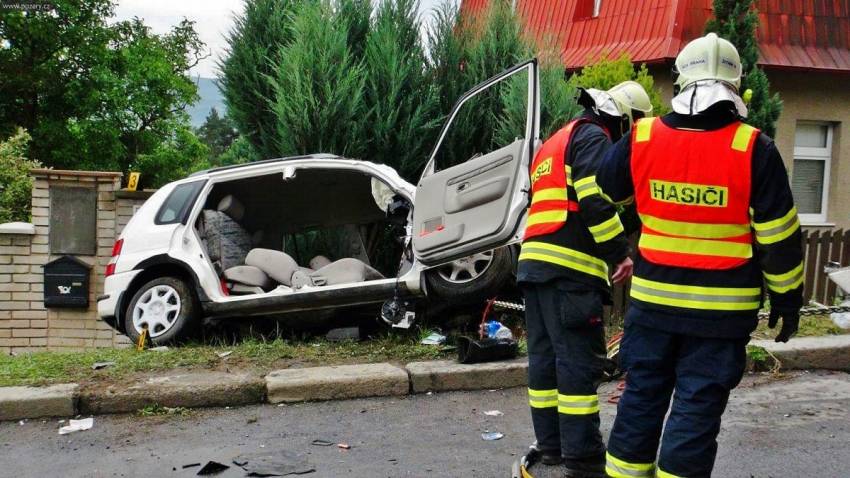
[608,229,850,318]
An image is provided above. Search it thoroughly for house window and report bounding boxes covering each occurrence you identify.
[574,0,602,19]
[791,122,834,224]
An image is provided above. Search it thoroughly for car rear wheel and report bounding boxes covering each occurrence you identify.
[425,246,515,302]
[124,277,199,345]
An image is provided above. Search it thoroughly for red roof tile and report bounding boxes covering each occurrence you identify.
[460,0,850,71]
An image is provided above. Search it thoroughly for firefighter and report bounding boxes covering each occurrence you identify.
[519,80,652,477]
[597,33,804,478]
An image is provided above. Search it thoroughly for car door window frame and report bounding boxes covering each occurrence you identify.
[420,59,541,180]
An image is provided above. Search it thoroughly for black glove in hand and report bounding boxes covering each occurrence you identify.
[768,309,799,343]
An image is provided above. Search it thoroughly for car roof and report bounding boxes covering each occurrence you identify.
[184,153,416,197]
[189,153,343,177]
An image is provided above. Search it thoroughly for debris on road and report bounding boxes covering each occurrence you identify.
[421,331,446,346]
[481,431,504,441]
[233,450,315,476]
[484,410,504,416]
[216,351,232,358]
[311,439,334,447]
[182,463,201,469]
[58,418,93,435]
[196,461,229,475]
[338,443,351,450]
[91,361,115,370]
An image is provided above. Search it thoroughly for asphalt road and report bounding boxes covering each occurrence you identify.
[2,371,849,478]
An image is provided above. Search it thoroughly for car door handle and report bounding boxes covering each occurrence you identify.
[457,182,471,192]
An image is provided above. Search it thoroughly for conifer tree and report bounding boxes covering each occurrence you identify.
[706,0,782,138]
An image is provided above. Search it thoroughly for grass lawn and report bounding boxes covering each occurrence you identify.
[751,314,847,340]
[0,333,457,388]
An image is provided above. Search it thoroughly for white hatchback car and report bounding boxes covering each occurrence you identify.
[98,60,540,344]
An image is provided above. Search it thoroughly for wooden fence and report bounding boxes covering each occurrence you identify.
[609,228,850,318]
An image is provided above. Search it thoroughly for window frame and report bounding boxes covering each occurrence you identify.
[793,121,833,225]
[154,180,207,226]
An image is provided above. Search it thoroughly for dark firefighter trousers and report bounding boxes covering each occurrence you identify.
[522,279,607,460]
[606,320,749,478]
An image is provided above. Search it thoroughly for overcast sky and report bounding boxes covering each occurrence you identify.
[113,0,458,78]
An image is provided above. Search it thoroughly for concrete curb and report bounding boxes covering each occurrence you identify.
[78,371,265,415]
[0,384,78,421]
[266,363,408,404]
[3,335,849,420]
[406,358,528,393]
[751,335,850,372]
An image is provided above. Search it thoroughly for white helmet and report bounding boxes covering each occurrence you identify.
[578,81,652,131]
[607,81,653,125]
[674,33,742,93]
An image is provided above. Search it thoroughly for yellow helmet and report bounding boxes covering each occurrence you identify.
[607,80,653,126]
[674,33,742,93]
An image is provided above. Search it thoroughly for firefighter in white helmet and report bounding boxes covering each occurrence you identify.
[518,80,650,478]
[597,33,804,478]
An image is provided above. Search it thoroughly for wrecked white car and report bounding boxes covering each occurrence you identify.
[97,60,540,344]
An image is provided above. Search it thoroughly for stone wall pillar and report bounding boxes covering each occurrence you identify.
[0,223,44,354]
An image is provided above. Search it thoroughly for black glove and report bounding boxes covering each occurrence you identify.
[768,309,799,343]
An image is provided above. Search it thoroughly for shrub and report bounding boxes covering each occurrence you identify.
[568,53,669,116]
[0,129,40,223]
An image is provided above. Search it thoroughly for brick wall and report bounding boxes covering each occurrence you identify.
[0,170,155,354]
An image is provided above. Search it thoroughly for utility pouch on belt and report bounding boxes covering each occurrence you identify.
[456,336,518,364]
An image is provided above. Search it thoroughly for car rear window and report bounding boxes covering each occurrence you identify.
[155,181,205,225]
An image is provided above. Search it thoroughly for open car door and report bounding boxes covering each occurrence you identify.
[412,59,540,266]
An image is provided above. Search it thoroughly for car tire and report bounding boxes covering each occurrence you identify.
[425,246,515,303]
[124,276,199,346]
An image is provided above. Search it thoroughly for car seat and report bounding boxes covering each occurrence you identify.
[204,195,386,294]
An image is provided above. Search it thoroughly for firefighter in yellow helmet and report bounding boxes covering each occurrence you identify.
[518,80,651,478]
[597,33,804,478]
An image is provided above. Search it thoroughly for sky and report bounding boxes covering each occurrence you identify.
[113,0,459,79]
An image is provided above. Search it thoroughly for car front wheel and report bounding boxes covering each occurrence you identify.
[124,276,199,345]
[425,246,515,303]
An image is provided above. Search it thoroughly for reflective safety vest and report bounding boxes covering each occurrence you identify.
[524,119,601,240]
[631,117,759,270]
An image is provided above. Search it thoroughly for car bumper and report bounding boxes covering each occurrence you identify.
[97,270,142,322]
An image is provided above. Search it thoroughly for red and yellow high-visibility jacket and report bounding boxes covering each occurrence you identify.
[518,115,630,290]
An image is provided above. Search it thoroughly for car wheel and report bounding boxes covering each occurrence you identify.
[124,277,199,345]
[425,246,515,302]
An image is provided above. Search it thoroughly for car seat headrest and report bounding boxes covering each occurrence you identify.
[309,255,332,270]
[217,195,245,222]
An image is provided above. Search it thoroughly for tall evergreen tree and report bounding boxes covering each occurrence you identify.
[706,0,782,138]
[218,0,306,159]
[196,108,238,160]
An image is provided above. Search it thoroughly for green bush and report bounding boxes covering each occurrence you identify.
[0,129,40,223]
[568,53,669,116]
[132,126,210,189]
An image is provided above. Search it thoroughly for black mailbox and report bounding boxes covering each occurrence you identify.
[43,256,92,308]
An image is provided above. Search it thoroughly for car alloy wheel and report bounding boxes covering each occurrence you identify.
[436,250,495,284]
[132,284,182,338]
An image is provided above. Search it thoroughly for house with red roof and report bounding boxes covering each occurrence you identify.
[462,0,850,228]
